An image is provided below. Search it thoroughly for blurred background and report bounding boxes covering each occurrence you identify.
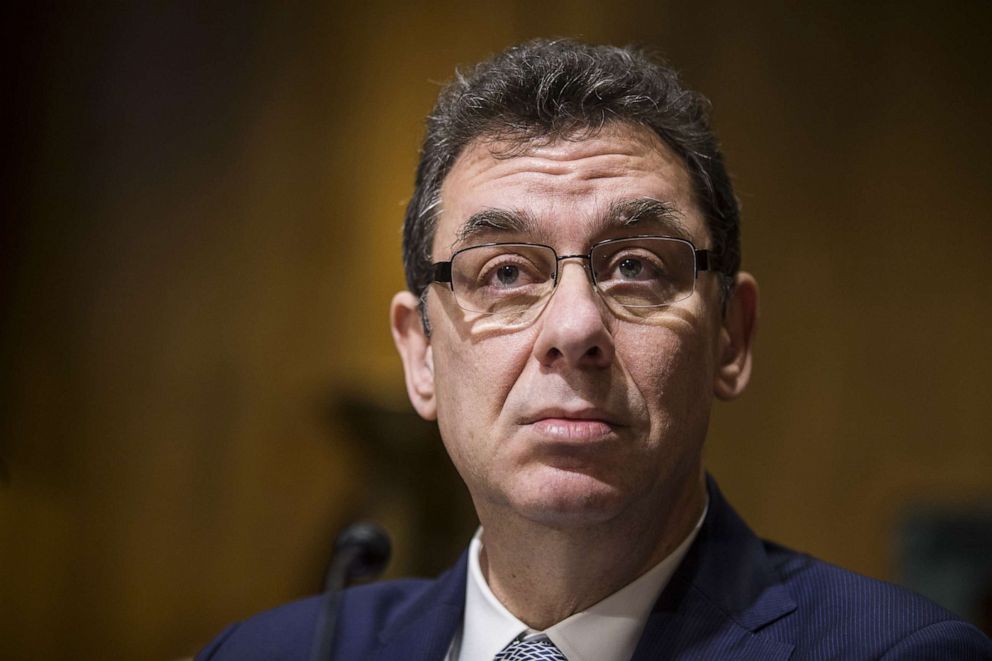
[2,1,990,658]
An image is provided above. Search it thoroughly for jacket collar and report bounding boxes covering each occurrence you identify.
[370,476,797,660]
[368,550,468,661]
[632,475,797,659]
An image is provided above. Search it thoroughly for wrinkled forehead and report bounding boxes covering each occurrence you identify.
[433,122,707,257]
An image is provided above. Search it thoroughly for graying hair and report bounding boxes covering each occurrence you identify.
[403,38,740,311]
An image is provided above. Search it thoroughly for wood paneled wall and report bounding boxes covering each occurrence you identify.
[1,2,989,658]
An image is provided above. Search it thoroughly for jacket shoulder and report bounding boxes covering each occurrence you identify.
[196,578,436,661]
[762,541,992,658]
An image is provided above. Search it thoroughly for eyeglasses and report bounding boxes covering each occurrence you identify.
[431,236,722,325]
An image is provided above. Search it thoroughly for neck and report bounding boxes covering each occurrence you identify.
[476,470,707,630]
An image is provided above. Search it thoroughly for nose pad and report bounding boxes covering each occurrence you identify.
[543,261,598,316]
[552,256,597,294]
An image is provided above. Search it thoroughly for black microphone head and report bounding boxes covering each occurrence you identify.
[335,522,391,582]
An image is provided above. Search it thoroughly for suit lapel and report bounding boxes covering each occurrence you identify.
[368,551,468,661]
[631,477,796,660]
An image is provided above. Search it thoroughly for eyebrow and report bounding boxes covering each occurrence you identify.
[454,208,537,245]
[453,197,690,246]
[605,198,691,238]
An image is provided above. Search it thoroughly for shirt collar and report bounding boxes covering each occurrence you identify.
[456,531,532,660]
[456,500,708,661]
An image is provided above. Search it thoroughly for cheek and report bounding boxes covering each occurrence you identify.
[436,338,517,408]
[431,329,533,456]
[619,323,715,432]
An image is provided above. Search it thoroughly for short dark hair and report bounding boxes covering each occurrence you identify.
[402,38,740,305]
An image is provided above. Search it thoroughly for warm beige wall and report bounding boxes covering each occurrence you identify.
[1,2,989,659]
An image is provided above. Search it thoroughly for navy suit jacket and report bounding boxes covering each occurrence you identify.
[198,479,992,659]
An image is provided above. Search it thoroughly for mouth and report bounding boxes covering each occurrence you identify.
[523,408,621,442]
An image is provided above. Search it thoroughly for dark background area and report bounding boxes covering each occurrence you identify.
[2,2,990,658]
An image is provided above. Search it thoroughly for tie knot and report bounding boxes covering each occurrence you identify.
[494,635,568,661]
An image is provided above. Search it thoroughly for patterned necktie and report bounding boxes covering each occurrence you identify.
[494,635,568,661]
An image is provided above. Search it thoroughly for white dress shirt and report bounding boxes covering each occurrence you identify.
[447,502,707,661]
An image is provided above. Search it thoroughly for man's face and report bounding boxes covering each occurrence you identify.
[392,122,755,529]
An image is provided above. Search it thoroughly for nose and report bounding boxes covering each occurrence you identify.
[532,260,615,370]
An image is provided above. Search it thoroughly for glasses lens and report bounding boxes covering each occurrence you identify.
[591,238,696,308]
[449,244,556,318]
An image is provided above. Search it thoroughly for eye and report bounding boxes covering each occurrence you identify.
[606,253,662,282]
[477,255,546,290]
[590,238,694,309]
[618,258,643,280]
[496,264,520,286]
[449,244,556,315]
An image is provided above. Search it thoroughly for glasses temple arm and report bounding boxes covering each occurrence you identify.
[432,261,452,283]
[695,250,724,274]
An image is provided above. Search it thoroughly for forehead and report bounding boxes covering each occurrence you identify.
[435,122,706,255]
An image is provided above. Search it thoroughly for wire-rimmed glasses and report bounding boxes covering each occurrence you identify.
[431,236,722,326]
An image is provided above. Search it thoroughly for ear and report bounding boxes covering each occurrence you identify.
[390,291,437,420]
[714,272,759,401]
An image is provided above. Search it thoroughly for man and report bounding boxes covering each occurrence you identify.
[199,39,992,660]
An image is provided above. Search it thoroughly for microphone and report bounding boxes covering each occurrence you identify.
[309,522,392,661]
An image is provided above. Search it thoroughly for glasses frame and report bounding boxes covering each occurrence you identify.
[430,235,723,316]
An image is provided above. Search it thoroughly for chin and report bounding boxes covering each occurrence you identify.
[511,469,629,528]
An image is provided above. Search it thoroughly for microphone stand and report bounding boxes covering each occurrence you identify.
[309,522,391,661]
